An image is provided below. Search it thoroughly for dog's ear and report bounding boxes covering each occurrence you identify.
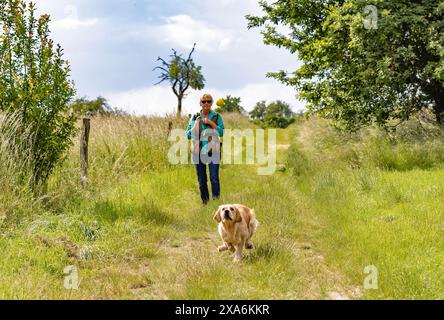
[235,207,242,223]
[213,207,222,223]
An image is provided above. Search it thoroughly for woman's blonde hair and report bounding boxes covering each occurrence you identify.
[200,94,213,102]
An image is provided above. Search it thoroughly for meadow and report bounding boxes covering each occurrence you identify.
[0,112,443,299]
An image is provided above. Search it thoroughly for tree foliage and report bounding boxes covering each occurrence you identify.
[154,44,205,117]
[250,100,296,128]
[70,96,127,116]
[0,0,77,189]
[214,95,246,114]
[247,0,444,129]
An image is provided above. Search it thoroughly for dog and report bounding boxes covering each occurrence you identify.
[213,204,259,262]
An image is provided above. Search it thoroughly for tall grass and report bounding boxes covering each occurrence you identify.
[286,116,444,299]
[1,111,256,222]
[0,111,37,224]
[0,112,34,184]
[50,112,256,193]
[288,115,444,176]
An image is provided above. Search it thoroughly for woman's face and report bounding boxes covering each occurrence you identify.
[200,98,212,113]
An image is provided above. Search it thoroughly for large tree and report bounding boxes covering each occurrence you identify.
[247,0,444,129]
[0,0,77,189]
[250,100,295,128]
[154,44,205,117]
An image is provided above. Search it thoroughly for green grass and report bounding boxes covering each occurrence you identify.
[295,167,444,299]
[286,117,444,299]
[0,113,443,299]
[0,164,343,299]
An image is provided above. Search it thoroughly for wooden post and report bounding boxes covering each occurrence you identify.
[167,121,172,138]
[80,118,90,188]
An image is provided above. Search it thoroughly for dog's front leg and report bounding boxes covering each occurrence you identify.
[233,241,245,262]
[218,242,229,252]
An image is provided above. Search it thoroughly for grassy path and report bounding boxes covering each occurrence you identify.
[0,125,357,299]
[2,114,443,299]
[91,127,357,299]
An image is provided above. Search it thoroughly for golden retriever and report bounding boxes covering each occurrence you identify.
[213,204,259,262]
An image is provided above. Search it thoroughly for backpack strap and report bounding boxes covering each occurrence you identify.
[198,113,202,153]
[211,112,219,125]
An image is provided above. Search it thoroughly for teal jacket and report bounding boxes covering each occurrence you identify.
[186,110,224,153]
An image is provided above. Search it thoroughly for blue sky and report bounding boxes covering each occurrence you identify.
[36,0,304,115]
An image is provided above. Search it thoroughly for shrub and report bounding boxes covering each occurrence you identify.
[0,1,77,191]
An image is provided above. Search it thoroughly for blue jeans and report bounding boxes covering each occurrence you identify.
[195,162,220,204]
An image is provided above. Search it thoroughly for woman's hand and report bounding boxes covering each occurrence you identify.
[192,116,200,132]
[203,117,216,128]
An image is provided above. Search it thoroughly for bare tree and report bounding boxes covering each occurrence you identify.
[154,44,205,117]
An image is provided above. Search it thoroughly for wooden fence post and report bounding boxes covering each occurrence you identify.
[80,117,90,188]
[167,121,172,138]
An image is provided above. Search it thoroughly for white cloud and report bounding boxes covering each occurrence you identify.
[221,0,234,5]
[134,15,237,52]
[50,5,99,31]
[106,86,181,117]
[106,81,305,117]
[230,83,303,110]
[52,17,99,31]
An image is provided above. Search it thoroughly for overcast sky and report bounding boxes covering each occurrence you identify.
[35,0,304,116]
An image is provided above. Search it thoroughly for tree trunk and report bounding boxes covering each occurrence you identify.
[431,85,444,124]
[423,80,444,124]
[177,96,182,118]
[434,105,444,124]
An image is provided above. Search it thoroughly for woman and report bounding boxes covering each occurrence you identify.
[186,94,225,204]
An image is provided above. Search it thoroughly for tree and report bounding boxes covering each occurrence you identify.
[70,96,110,115]
[0,0,77,190]
[249,101,267,121]
[246,0,444,129]
[70,96,127,116]
[154,44,205,117]
[214,95,246,114]
[250,100,296,128]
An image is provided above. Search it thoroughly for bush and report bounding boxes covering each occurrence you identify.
[0,1,77,191]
